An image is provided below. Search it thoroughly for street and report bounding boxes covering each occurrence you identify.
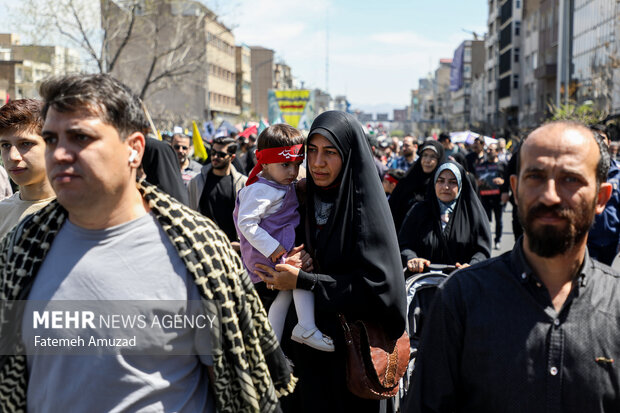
[490,203,517,258]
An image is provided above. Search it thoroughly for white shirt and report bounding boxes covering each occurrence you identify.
[236,179,286,257]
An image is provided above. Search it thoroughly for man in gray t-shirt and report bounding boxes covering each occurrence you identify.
[0,74,298,413]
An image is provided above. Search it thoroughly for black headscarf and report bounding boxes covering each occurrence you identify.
[388,139,444,233]
[141,138,189,206]
[398,160,491,267]
[306,111,406,339]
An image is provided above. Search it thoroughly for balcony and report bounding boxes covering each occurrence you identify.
[534,63,557,79]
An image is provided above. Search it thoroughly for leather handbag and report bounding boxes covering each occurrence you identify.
[338,314,409,400]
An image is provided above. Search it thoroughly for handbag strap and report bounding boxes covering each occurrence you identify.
[338,314,353,345]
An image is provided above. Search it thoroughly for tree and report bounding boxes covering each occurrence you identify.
[547,100,607,126]
[11,0,226,100]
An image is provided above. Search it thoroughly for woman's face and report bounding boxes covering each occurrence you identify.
[307,133,343,187]
[435,169,459,203]
[420,148,439,173]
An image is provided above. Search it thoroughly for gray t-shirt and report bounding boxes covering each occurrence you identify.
[22,213,215,413]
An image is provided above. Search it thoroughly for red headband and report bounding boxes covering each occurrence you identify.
[246,144,305,185]
[383,174,399,185]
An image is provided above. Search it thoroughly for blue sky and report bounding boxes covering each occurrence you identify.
[220,0,489,111]
[0,0,488,111]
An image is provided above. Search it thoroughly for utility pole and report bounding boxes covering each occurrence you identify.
[557,0,573,106]
[325,8,329,93]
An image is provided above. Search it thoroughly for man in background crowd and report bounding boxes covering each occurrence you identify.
[188,136,246,249]
[171,133,202,185]
[387,136,418,171]
[466,137,486,173]
[476,142,506,250]
[588,123,620,264]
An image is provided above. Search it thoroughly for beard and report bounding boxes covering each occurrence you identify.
[518,194,597,258]
[212,159,230,170]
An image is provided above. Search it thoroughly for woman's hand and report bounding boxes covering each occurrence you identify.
[407,258,431,273]
[284,244,314,271]
[455,262,470,269]
[255,263,300,291]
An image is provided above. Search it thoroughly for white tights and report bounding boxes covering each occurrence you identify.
[268,288,316,342]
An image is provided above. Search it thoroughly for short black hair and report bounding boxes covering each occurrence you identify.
[172,133,191,146]
[39,73,149,141]
[438,133,451,142]
[212,136,237,154]
[385,168,406,181]
[257,124,305,151]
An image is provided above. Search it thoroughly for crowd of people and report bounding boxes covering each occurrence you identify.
[0,72,618,412]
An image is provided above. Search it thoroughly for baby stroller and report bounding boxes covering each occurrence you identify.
[394,264,456,412]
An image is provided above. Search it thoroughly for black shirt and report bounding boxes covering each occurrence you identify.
[410,239,620,413]
[198,171,237,242]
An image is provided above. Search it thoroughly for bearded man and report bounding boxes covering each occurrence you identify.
[409,120,620,413]
[188,136,246,249]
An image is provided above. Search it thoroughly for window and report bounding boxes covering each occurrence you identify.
[515,21,521,36]
[513,74,519,89]
[514,47,520,63]
[516,0,520,8]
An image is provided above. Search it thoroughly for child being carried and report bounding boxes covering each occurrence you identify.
[233,124,334,352]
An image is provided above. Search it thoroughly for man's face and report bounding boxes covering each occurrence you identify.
[487,144,498,161]
[402,137,415,157]
[172,135,190,165]
[511,124,611,257]
[473,140,483,153]
[42,107,138,213]
[211,143,233,170]
[0,129,48,188]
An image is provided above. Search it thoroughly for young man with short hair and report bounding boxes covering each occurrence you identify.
[0,99,55,238]
[188,137,247,248]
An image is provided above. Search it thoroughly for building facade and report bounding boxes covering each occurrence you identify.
[450,40,485,130]
[572,0,616,112]
[0,33,81,101]
[274,62,293,90]
[235,44,252,117]
[250,46,274,118]
[105,0,240,125]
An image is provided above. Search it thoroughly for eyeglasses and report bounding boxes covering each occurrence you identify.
[211,149,230,158]
[173,144,189,151]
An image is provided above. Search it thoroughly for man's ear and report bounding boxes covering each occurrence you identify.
[595,182,613,214]
[126,132,146,167]
[510,174,518,204]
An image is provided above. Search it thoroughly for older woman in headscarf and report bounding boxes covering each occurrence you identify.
[255,111,406,413]
[388,140,444,233]
[399,160,491,273]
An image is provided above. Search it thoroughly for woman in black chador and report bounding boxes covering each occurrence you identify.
[388,140,444,233]
[399,160,491,273]
[256,111,406,412]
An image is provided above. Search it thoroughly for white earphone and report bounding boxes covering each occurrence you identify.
[128,149,138,163]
